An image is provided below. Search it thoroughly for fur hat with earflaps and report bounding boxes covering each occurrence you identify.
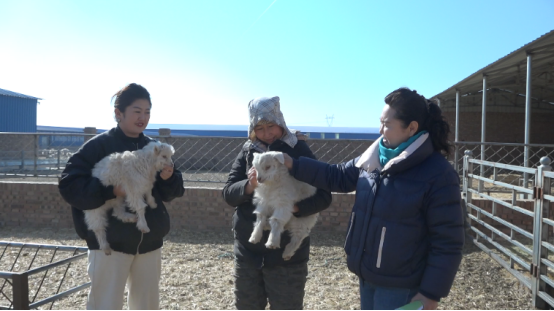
[247,96,298,152]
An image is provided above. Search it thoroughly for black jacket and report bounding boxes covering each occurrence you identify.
[58,126,185,255]
[222,139,332,268]
[290,138,464,301]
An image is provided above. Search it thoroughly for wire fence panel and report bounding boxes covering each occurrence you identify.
[0,133,373,185]
[0,242,89,310]
[0,133,92,178]
[455,142,554,188]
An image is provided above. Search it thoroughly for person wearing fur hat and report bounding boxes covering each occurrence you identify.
[222,96,332,310]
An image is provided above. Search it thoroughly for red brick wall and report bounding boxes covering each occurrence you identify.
[443,111,554,144]
[0,182,355,232]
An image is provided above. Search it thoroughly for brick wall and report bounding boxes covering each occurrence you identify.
[443,111,554,144]
[0,182,355,232]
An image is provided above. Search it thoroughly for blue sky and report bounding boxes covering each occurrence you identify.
[0,0,552,130]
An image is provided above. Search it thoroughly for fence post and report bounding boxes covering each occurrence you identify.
[12,272,29,309]
[158,128,171,144]
[532,157,551,309]
[33,134,38,177]
[84,127,97,143]
[463,150,473,238]
[20,150,25,170]
[454,143,460,174]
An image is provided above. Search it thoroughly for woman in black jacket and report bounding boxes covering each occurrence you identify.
[58,83,185,310]
[222,96,332,310]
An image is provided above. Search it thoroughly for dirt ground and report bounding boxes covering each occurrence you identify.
[0,227,534,310]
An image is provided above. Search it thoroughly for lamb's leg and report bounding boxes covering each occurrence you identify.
[145,191,157,209]
[111,197,137,223]
[282,229,309,260]
[265,217,287,249]
[249,213,268,244]
[135,207,149,233]
[85,206,112,255]
[125,190,150,233]
[283,214,318,260]
[265,208,293,249]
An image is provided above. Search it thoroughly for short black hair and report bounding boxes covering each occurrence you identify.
[113,83,151,113]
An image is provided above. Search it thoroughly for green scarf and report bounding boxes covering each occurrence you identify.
[379,131,427,167]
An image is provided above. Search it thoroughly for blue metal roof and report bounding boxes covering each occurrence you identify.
[0,88,42,100]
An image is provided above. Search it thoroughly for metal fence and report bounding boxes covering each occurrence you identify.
[453,142,554,192]
[463,151,554,308]
[0,242,89,310]
[0,133,373,184]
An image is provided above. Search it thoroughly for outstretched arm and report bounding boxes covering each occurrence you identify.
[282,153,360,193]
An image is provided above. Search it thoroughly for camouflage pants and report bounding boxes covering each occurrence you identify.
[234,259,308,310]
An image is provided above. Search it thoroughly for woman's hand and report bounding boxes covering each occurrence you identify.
[160,164,174,180]
[245,167,258,195]
[282,153,293,170]
[410,293,438,310]
[113,185,126,197]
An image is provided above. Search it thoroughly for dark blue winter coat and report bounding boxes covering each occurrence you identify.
[290,137,464,301]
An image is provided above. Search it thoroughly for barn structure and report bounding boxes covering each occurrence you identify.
[0,88,41,133]
[432,30,554,173]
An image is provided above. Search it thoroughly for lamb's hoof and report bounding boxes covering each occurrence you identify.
[150,204,158,209]
[283,255,292,261]
[248,237,259,244]
[103,248,112,256]
[139,227,150,233]
[121,214,138,223]
[265,242,280,249]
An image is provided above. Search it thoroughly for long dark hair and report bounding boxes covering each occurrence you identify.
[384,87,451,157]
[112,83,151,113]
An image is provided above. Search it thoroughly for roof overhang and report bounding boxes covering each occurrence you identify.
[0,88,42,100]
[432,30,554,107]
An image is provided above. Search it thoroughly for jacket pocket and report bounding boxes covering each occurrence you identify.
[343,212,356,255]
[376,227,386,268]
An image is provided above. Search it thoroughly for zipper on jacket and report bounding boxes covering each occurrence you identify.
[376,227,386,268]
[134,141,143,255]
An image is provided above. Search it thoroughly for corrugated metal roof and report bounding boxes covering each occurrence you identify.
[0,88,42,100]
[432,29,554,102]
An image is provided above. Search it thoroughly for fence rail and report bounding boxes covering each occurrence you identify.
[0,242,89,310]
[463,150,554,309]
[0,133,373,184]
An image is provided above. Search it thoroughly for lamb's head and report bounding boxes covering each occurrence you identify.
[143,141,175,171]
[252,151,288,184]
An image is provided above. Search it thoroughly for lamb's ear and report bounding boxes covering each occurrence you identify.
[274,152,285,165]
[154,145,160,154]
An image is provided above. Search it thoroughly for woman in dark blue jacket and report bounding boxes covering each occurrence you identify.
[281,88,465,310]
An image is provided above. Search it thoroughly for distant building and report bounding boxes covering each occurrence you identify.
[37,125,380,140]
[0,88,41,132]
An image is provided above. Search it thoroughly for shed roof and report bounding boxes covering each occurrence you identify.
[432,30,554,106]
[0,88,42,100]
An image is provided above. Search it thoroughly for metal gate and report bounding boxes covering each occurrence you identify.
[0,242,89,310]
[463,151,554,308]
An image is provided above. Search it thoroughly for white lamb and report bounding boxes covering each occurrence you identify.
[249,151,319,260]
[85,141,175,255]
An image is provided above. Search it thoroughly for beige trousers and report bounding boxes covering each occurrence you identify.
[86,248,161,310]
